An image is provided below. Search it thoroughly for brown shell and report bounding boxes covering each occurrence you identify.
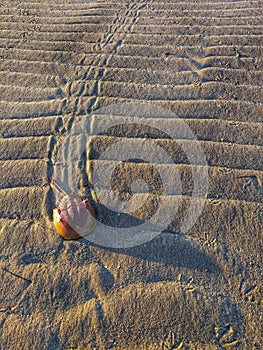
[53,193,96,240]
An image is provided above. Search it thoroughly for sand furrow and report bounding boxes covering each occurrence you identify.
[0,13,113,22]
[117,44,262,59]
[97,80,262,102]
[0,186,261,222]
[139,8,262,17]
[0,160,49,189]
[87,115,263,145]
[0,136,54,160]
[124,33,263,46]
[90,159,262,203]
[0,0,262,347]
[40,23,261,34]
[115,43,262,57]
[103,66,263,87]
[138,15,263,26]
[2,50,261,74]
[0,186,48,219]
[0,116,62,138]
[0,85,61,103]
[0,39,94,54]
[1,64,261,91]
[1,1,260,10]
[1,107,261,125]
[92,97,263,123]
[1,158,262,203]
[107,54,261,72]
[0,71,59,88]
[131,24,262,35]
[0,100,63,119]
[0,58,94,77]
[0,30,103,41]
[87,135,263,170]
[80,187,263,238]
[147,1,261,9]
[0,22,108,33]
[0,8,119,17]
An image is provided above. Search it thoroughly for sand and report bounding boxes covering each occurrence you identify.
[0,0,262,349]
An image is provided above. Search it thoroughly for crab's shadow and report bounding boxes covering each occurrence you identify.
[116,233,221,273]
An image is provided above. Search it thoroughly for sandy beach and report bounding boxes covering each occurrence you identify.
[0,0,262,349]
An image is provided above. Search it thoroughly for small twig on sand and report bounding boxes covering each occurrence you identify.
[2,267,32,283]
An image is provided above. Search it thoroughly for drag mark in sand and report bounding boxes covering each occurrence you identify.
[73,0,152,116]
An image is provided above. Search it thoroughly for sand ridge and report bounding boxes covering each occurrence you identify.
[0,0,262,349]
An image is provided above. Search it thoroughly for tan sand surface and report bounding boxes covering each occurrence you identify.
[0,0,262,349]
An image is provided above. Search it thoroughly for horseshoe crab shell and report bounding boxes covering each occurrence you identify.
[52,181,96,240]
